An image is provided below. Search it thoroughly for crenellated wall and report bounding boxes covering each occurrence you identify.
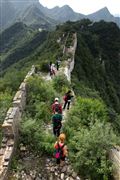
[0,65,35,179]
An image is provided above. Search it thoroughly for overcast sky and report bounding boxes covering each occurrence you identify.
[39,0,120,16]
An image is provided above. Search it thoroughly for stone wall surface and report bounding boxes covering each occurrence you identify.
[110,148,120,180]
[64,33,77,82]
[0,65,35,179]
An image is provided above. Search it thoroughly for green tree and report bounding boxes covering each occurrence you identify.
[68,121,119,179]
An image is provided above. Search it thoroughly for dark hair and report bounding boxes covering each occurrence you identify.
[67,90,71,94]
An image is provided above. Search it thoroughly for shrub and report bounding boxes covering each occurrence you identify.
[72,78,100,99]
[67,121,119,179]
[52,74,71,93]
[26,76,55,117]
[20,117,55,155]
[37,61,49,73]
[0,91,12,123]
[108,107,120,135]
[35,102,51,124]
[64,97,108,130]
[63,96,120,179]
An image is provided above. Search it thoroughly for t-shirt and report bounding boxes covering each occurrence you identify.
[52,114,62,127]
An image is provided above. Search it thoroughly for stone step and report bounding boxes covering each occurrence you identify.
[1,144,6,149]
[4,150,12,162]
[0,149,4,156]
[7,139,14,147]
[3,161,9,167]
[2,138,7,144]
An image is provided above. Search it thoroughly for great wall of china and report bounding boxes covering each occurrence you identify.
[0,33,120,180]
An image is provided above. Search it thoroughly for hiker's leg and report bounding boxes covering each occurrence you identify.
[56,159,60,164]
[53,70,55,76]
[67,101,71,110]
[60,157,65,166]
[57,128,60,137]
[50,70,52,76]
[53,127,56,136]
[63,101,67,110]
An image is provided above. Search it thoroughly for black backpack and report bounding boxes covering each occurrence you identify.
[54,103,61,113]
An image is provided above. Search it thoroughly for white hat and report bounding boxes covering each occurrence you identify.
[55,97,59,101]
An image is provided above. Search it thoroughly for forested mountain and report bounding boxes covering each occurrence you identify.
[18,4,57,29]
[86,7,120,26]
[1,20,120,113]
[60,20,120,113]
[43,5,85,22]
[0,0,16,29]
[1,0,120,30]
[10,0,39,10]
[74,20,120,113]
[0,22,48,71]
[0,21,48,126]
[0,19,120,179]
[0,0,56,30]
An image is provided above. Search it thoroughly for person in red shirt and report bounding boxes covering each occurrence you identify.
[52,97,62,114]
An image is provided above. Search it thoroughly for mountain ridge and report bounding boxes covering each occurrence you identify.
[1,0,120,30]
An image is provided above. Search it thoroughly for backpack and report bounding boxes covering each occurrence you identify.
[54,103,61,113]
[63,95,67,101]
[54,143,65,159]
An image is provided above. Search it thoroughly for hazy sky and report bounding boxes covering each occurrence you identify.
[39,0,120,16]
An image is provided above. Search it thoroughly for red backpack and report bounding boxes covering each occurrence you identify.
[63,95,67,101]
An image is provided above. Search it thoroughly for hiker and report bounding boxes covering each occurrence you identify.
[52,97,62,114]
[50,63,56,77]
[52,108,62,137]
[56,58,61,71]
[54,133,68,165]
[49,61,52,76]
[67,58,71,69]
[63,90,74,110]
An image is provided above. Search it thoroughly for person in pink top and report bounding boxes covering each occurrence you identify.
[52,97,62,114]
[54,133,68,165]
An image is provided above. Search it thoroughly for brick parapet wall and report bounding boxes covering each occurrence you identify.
[0,65,35,179]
